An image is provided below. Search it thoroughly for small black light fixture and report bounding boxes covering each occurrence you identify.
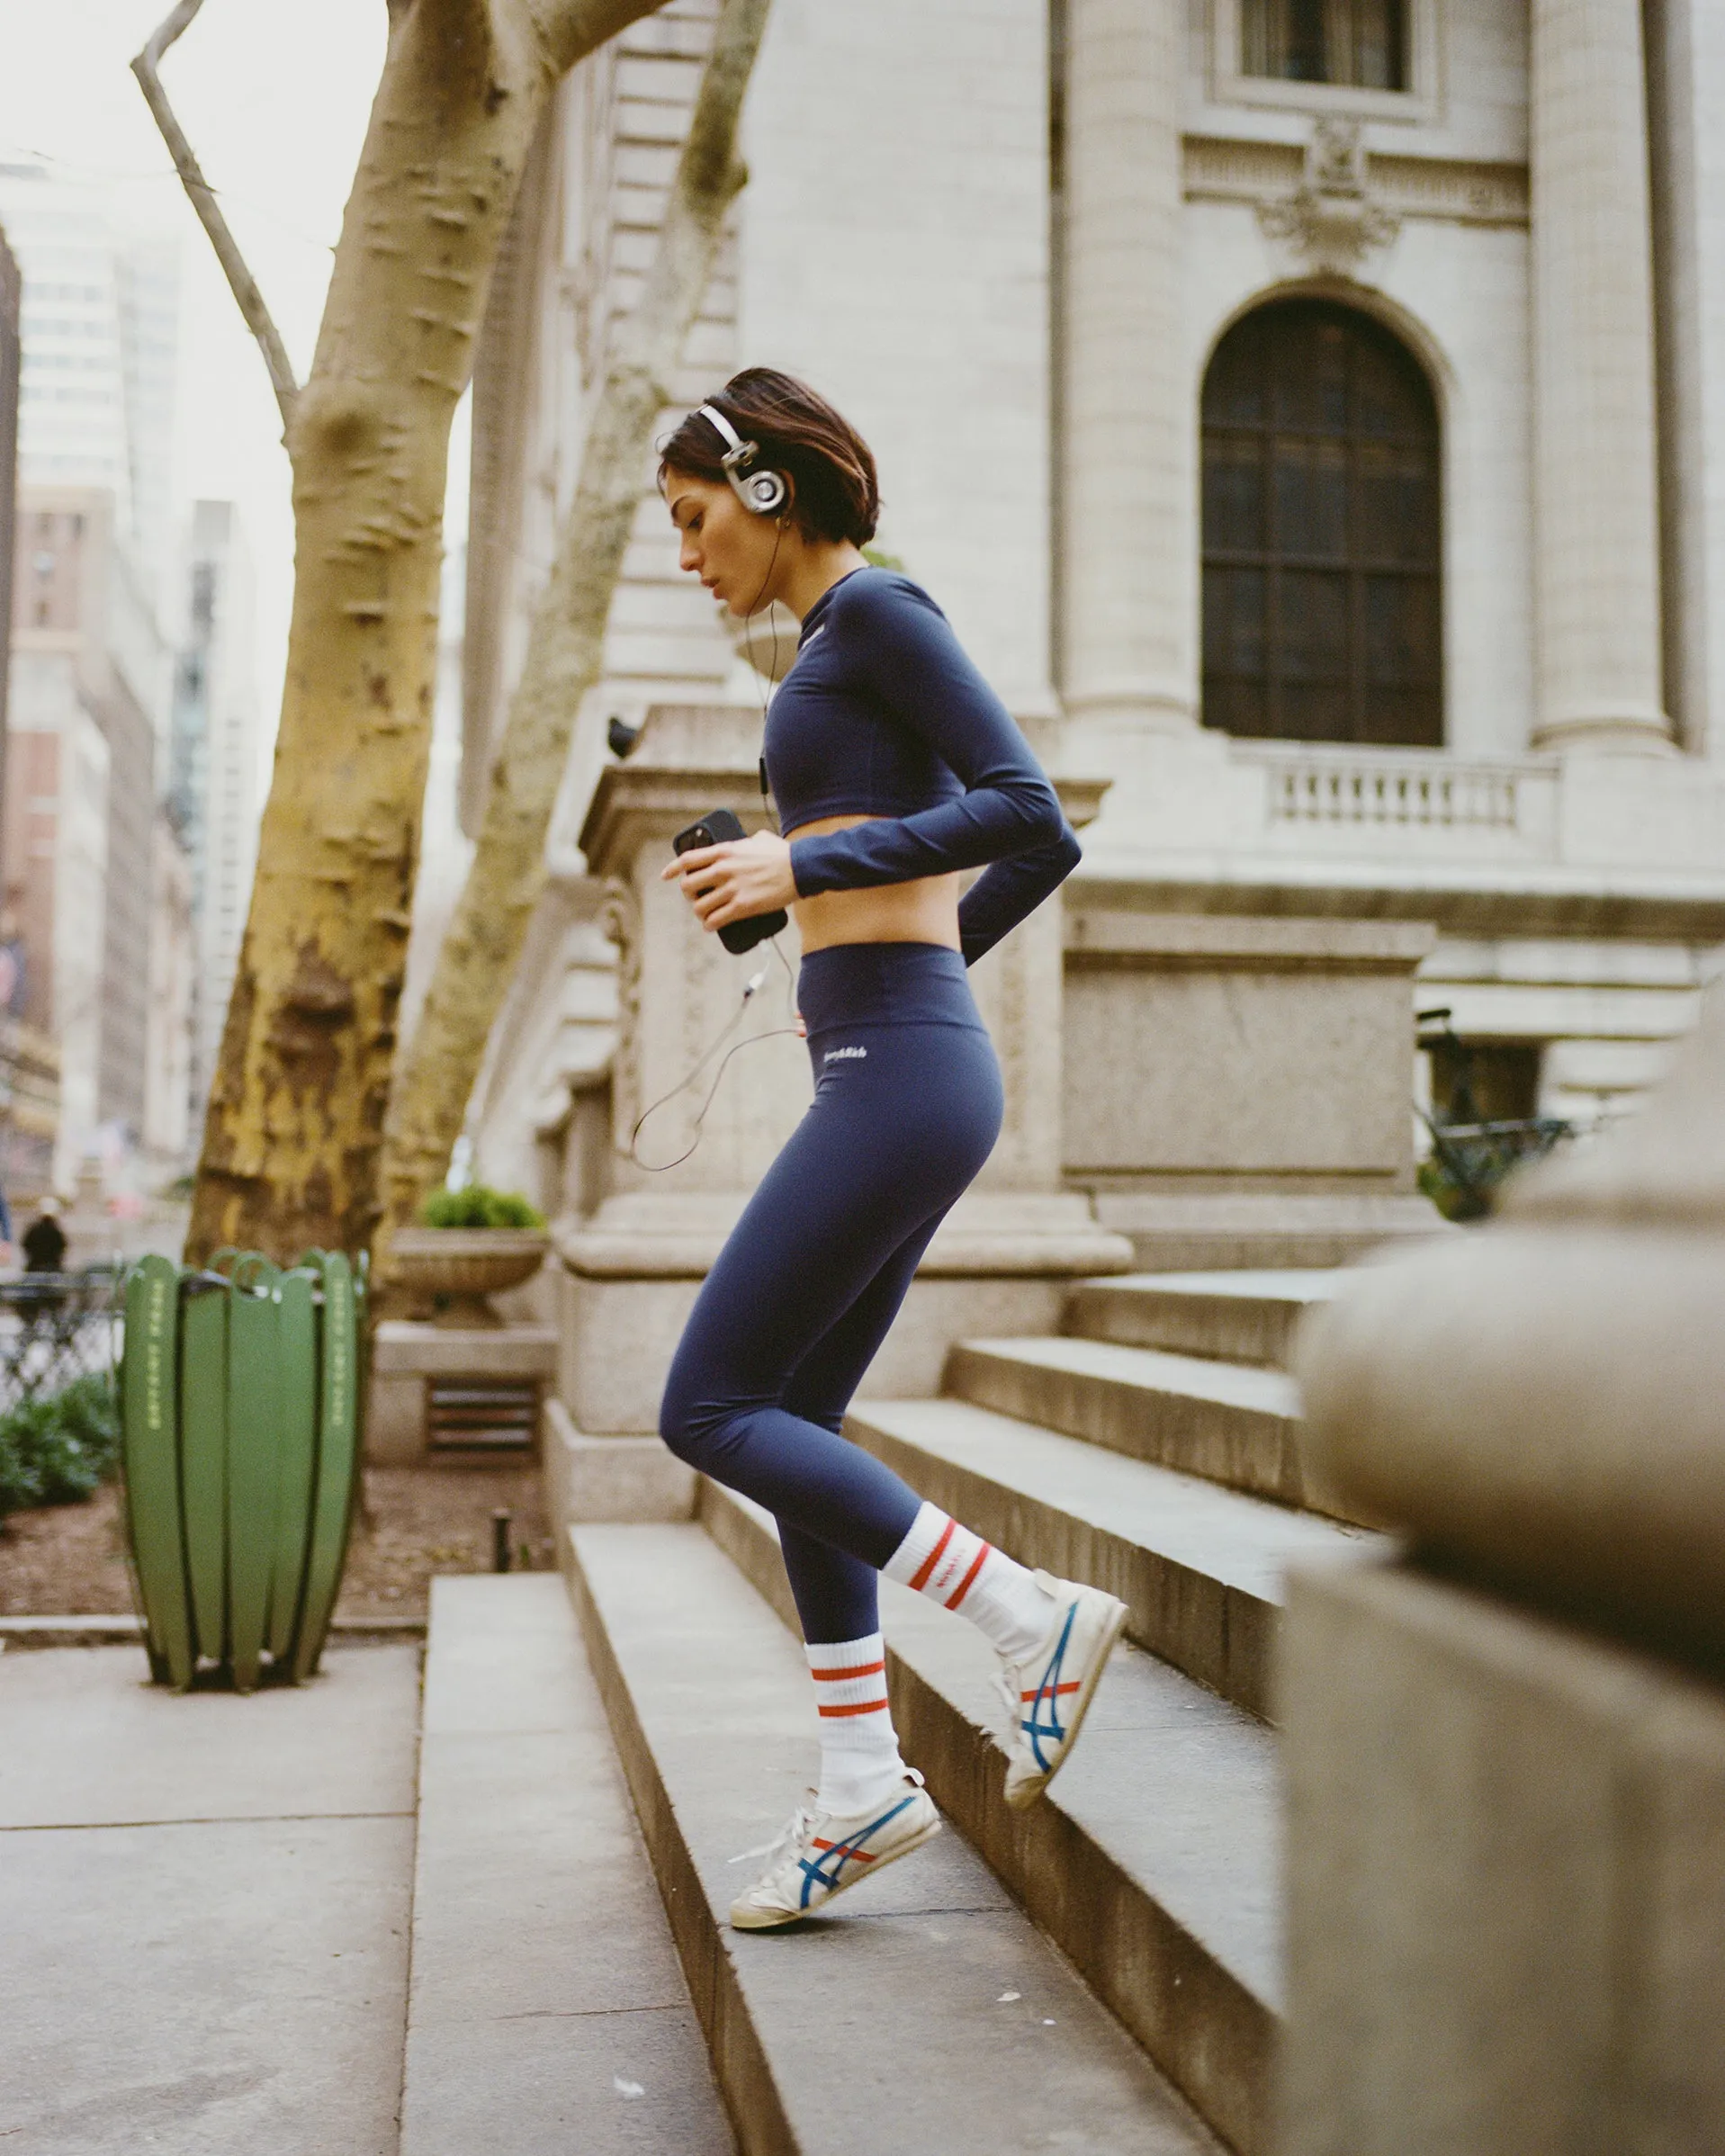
[606,714,642,759]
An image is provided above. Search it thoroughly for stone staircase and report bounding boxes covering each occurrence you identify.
[406,1271,1384,2155]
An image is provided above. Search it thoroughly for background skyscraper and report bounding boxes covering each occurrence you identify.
[0,161,188,1192]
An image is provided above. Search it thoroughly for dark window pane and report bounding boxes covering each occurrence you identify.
[1204,435,1266,553]
[1204,566,1266,678]
[1273,436,1349,561]
[1357,442,1437,565]
[1285,0,1327,79]
[1352,0,1406,90]
[1361,683,1442,746]
[1362,573,1439,683]
[1278,682,1352,741]
[1278,569,1350,681]
[1203,676,1270,737]
[1352,337,1431,438]
[1273,319,1350,434]
[1203,337,1265,427]
[1242,0,1406,87]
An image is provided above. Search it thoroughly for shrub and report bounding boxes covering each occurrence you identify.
[0,1371,122,1519]
[418,1184,546,1230]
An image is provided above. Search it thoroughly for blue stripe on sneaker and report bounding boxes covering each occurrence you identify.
[795,1792,919,1909]
[1020,1604,1077,1772]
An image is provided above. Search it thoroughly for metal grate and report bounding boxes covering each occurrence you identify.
[427,1377,539,1452]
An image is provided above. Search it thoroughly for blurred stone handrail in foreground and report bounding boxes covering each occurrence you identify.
[1282,975,1725,2152]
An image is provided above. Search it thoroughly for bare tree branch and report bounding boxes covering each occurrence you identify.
[131,0,300,429]
[532,0,681,76]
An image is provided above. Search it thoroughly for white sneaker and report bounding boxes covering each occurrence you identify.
[998,1573,1128,1808]
[728,1772,941,1930]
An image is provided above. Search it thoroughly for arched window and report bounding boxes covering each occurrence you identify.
[1201,298,1442,746]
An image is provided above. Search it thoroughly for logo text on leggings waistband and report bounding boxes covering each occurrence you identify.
[822,1046,867,1062]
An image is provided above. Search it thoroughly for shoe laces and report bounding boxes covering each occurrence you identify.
[727,1767,929,1868]
[995,1660,1025,1738]
[728,1803,815,1869]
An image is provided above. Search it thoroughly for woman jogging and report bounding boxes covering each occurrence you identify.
[657,369,1127,1931]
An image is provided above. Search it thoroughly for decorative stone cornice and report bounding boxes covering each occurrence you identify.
[1254,118,1401,274]
[1184,132,1530,234]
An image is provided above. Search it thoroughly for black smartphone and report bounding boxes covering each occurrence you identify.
[671,807,789,956]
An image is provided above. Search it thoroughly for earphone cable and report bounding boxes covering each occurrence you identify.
[634,456,797,1174]
[631,1013,802,1172]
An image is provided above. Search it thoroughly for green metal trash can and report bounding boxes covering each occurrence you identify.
[119,1248,368,1691]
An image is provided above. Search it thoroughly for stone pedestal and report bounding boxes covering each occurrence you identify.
[1061,902,1441,1268]
[1284,980,1725,2148]
[552,704,1130,1457]
[368,1322,558,1465]
[1282,1552,1725,2156]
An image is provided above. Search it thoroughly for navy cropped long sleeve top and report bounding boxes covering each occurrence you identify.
[767,568,1081,966]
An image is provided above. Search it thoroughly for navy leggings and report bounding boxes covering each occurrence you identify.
[659,942,1003,1642]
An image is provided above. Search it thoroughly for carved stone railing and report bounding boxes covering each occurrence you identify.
[1253,745,1547,835]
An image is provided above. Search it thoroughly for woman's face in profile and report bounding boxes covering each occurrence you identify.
[666,469,782,615]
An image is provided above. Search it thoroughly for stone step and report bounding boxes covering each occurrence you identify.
[842,1396,1379,1721]
[566,1522,1226,2156]
[1064,1271,1340,1370]
[701,1485,1280,2156]
[944,1334,1367,1523]
[401,1575,732,2156]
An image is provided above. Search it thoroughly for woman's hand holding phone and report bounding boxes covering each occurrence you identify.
[662,826,797,933]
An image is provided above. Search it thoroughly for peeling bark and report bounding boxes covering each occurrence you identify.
[377,0,772,1241]
[149,0,669,1264]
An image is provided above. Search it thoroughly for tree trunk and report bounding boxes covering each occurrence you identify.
[376,0,772,1238]
[183,0,668,1265]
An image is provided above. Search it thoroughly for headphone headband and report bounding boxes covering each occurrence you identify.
[697,403,746,457]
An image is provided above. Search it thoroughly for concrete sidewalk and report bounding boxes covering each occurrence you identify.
[0,1640,422,2154]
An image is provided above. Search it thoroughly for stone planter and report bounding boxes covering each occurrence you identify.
[388,1228,550,1329]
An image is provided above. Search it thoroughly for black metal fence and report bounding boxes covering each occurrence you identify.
[0,1270,122,1411]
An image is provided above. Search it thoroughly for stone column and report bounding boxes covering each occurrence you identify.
[1060,0,1192,741]
[1530,0,1675,751]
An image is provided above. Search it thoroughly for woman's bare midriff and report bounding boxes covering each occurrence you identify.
[787,813,961,954]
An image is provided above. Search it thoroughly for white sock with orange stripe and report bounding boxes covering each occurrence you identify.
[805,1633,907,1814]
[881,1504,1058,1662]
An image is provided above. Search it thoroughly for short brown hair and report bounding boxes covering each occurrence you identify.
[658,368,880,545]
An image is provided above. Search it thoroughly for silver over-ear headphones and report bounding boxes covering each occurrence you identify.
[698,403,790,517]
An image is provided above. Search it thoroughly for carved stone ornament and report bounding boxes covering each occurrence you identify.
[1258,118,1401,276]
[597,874,642,1145]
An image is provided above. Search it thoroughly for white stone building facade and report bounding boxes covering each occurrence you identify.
[455,0,1725,1234]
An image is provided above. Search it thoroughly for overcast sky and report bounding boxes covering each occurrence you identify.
[0,0,471,750]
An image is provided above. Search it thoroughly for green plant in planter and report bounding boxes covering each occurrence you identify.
[418,1185,546,1230]
[0,1370,122,1518]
